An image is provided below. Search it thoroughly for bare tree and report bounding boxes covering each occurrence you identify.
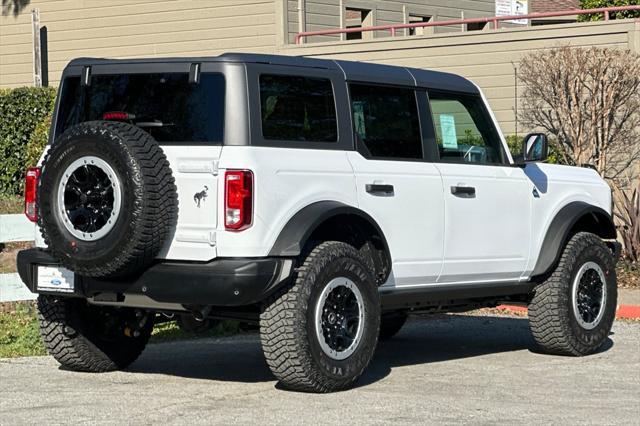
[518,46,640,184]
[1,0,30,17]
[614,176,640,262]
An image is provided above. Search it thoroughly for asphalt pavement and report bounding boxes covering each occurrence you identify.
[1,314,638,425]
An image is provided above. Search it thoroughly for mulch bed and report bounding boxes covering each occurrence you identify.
[617,262,640,289]
[0,241,33,274]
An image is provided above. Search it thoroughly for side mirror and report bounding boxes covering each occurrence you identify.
[522,133,549,163]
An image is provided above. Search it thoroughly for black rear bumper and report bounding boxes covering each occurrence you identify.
[17,248,293,307]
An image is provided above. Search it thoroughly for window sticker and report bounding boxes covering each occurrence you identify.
[439,114,458,149]
[352,101,366,140]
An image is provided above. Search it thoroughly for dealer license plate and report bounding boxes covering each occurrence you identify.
[37,266,75,292]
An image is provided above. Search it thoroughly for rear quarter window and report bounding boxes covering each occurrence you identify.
[259,74,338,143]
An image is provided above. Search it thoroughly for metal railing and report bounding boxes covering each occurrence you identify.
[294,5,640,44]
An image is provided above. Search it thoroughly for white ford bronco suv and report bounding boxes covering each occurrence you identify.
[18,53,620,393]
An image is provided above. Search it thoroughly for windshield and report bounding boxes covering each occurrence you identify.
[55,72,225,143]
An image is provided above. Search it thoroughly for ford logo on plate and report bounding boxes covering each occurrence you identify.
[50,278,62,286]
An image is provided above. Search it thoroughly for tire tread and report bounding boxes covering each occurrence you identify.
[37,296,151,372]
[260,241,379,393]
[528,232,616,356]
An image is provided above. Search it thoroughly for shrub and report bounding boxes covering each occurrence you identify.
[0,86,56,197]
[25,115,51,169]
[578,0,640,21]
[518,47,640,182]
[615,180,640,262]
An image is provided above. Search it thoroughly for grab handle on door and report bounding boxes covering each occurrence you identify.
[366,183,394,196]
[451,185,476,198]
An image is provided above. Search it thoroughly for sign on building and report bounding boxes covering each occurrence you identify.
[496,0,529,25]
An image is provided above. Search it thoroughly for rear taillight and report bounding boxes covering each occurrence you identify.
[24,167,41,223]
[224,170,253,231]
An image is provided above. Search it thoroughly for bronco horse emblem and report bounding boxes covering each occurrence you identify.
[194,186,209,207]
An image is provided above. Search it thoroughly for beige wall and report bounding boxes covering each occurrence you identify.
[288,0,499,44]
[0,0,278,88]
[0,0,503,87]
[2,1,639,137]
[279,19,640,135]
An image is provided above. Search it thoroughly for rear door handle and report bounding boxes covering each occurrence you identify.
[451,185,476,198]
[366,183,394,196]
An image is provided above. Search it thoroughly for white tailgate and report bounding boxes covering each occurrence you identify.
[157,145,222,261]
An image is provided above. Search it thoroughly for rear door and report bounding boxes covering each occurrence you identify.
[346,83,445,287]
[427,90,531,283]
[157,63,229,261]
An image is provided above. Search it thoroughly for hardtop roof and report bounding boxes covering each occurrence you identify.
[66,52,479,94]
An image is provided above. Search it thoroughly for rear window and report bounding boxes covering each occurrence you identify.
[259,74,338,142]
[55,73,225,143]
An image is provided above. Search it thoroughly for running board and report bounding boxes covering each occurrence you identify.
[379,281,535,311]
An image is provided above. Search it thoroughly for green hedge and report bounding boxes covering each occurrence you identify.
[0,86,56,196]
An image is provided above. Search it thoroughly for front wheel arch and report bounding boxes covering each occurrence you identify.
[532,202,616,279]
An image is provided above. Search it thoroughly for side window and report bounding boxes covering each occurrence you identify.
[428,91,506,165]
[349,84,422,160]
[259,74,337,142]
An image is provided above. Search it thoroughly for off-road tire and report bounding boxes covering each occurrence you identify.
[379,312,408,340]
[260,241,380,393]
[38,121,177,278]
[37,295,153,372]
[528,232,617,356]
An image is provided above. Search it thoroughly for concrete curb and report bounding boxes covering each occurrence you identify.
[497,304,640,320]
[616,305,640,320]
[0,273,36,302]
[0,214,34,243]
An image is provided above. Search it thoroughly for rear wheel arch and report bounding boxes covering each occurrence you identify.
[532,201,616,279]
[268,201,392,285]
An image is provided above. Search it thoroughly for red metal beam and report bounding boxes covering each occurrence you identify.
[295,5,640,44]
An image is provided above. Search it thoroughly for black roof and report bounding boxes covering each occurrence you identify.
[67,52,478,94]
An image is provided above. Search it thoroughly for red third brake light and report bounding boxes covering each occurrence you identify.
[24,167,41,222]
[102,111,134,121]
[224,170,253,231]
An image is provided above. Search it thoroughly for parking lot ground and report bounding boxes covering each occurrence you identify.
[1,314,638,425]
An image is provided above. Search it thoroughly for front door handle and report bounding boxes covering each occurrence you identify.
[366,183,394,196]
[451,185,476,198]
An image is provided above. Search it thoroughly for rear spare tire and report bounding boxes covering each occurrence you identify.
[38,121,177,278]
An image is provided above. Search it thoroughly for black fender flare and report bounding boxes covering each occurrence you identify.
[268,200,390,259]
[531,201,616,277]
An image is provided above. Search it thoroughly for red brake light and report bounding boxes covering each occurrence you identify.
[24,167,41,222]
[224,170,253,231]
[102,111,134,121]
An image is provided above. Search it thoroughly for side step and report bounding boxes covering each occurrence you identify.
[379,281,535,312]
